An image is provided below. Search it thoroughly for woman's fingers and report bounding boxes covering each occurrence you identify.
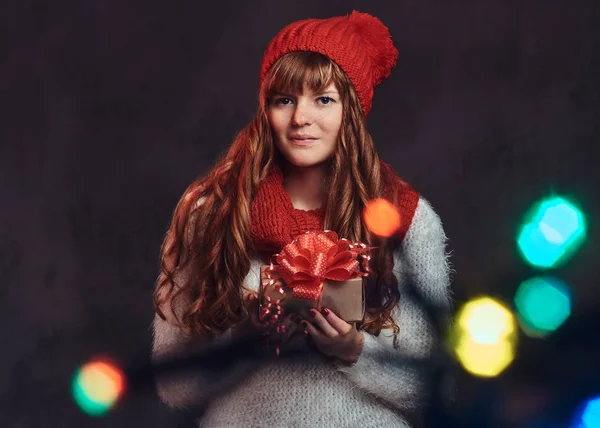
[302,318,327,341]
[306,309,339,337]
[320,308,353,335]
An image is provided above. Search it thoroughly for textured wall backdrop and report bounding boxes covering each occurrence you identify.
[1,0,599,427]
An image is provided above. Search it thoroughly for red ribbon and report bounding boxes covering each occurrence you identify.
[276,230,373,301]
[259,230,374,358]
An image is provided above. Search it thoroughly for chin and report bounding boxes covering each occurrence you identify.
[277,144,332,169]
[286,156,326,168]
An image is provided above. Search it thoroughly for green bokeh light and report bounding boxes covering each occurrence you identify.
[514,277,572,337]
[71,359,125,418]
[71,367,111,417]
[517,196,587,269]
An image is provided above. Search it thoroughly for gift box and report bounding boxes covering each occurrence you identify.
[257,230,373,325]
[259,265,365,322]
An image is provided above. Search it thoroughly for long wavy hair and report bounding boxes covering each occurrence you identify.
[153,51,403,345]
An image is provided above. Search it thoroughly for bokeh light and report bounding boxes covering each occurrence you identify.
[515,277,572,337]
[571,395,600,428]
[455,338,516,378]
[517,196,587,269]
[72,359,125,417]
[452,297,518,377]
[362,198,402,237]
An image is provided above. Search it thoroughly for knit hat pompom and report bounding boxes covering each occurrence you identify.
[347,11,399,86]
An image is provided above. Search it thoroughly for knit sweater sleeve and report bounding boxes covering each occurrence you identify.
[151,198,235,410]
[151,279,238,410]
[335,196,452,410]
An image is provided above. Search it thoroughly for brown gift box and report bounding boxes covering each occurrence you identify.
[259,265,365,322]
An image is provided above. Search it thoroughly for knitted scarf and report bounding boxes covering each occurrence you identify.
[249,162,420,261]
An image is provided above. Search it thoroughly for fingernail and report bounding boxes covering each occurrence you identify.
[301,321,309,328]
[323,308,331,316]
[303,330,308,335]
[309,310,317,318]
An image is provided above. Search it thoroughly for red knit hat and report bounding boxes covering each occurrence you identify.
[259,10,399,117]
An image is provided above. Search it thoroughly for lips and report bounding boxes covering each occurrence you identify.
[289,138,318,146]
[289,135,318,145]
[289,135,317,140]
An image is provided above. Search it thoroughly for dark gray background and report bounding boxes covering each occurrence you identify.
[2,1,599,427]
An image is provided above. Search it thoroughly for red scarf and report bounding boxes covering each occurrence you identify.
[250,162,420,261]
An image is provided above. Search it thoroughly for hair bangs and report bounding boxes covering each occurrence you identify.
[263,51,338,100]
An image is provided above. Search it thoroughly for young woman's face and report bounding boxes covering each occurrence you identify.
[268,82,343,169]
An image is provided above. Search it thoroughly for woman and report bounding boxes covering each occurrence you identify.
[152,10,452,428]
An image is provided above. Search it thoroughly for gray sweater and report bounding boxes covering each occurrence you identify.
[152,196,452,427]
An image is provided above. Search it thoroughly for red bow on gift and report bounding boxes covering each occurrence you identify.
[273,230,373,302]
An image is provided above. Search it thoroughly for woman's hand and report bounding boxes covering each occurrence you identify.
[302,308,364,365]
[233,293,299,343]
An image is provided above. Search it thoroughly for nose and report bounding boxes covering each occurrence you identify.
[291,101,313,126]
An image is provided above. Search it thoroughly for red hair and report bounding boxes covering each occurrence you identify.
[153,52,401,346]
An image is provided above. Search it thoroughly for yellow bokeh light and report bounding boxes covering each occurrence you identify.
[458,297,515,344]
[452,297,518,377]
[455,336,515,377]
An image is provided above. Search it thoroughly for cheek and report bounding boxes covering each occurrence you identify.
[323,116,342,141]
[268,111,289,136]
